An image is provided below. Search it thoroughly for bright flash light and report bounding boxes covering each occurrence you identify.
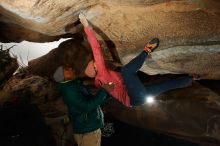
[145,96,155,104]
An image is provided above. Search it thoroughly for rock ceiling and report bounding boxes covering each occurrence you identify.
[1,0,220,79]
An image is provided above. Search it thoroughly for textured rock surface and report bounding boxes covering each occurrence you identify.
[2,73,72,146]
[1,0,220,36]
[0,22,77,43]
[1,0,219,79]
[3,74,59,104]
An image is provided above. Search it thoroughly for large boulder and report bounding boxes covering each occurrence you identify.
[3,74,58,104]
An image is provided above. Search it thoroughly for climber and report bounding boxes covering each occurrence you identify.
[79,13,193,107]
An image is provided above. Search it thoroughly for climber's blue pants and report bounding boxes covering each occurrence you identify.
[120,51,192,106]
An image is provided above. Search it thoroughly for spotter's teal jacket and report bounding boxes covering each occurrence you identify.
[57,79,109,134]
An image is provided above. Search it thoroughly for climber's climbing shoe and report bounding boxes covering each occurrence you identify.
[144,38,160,54]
